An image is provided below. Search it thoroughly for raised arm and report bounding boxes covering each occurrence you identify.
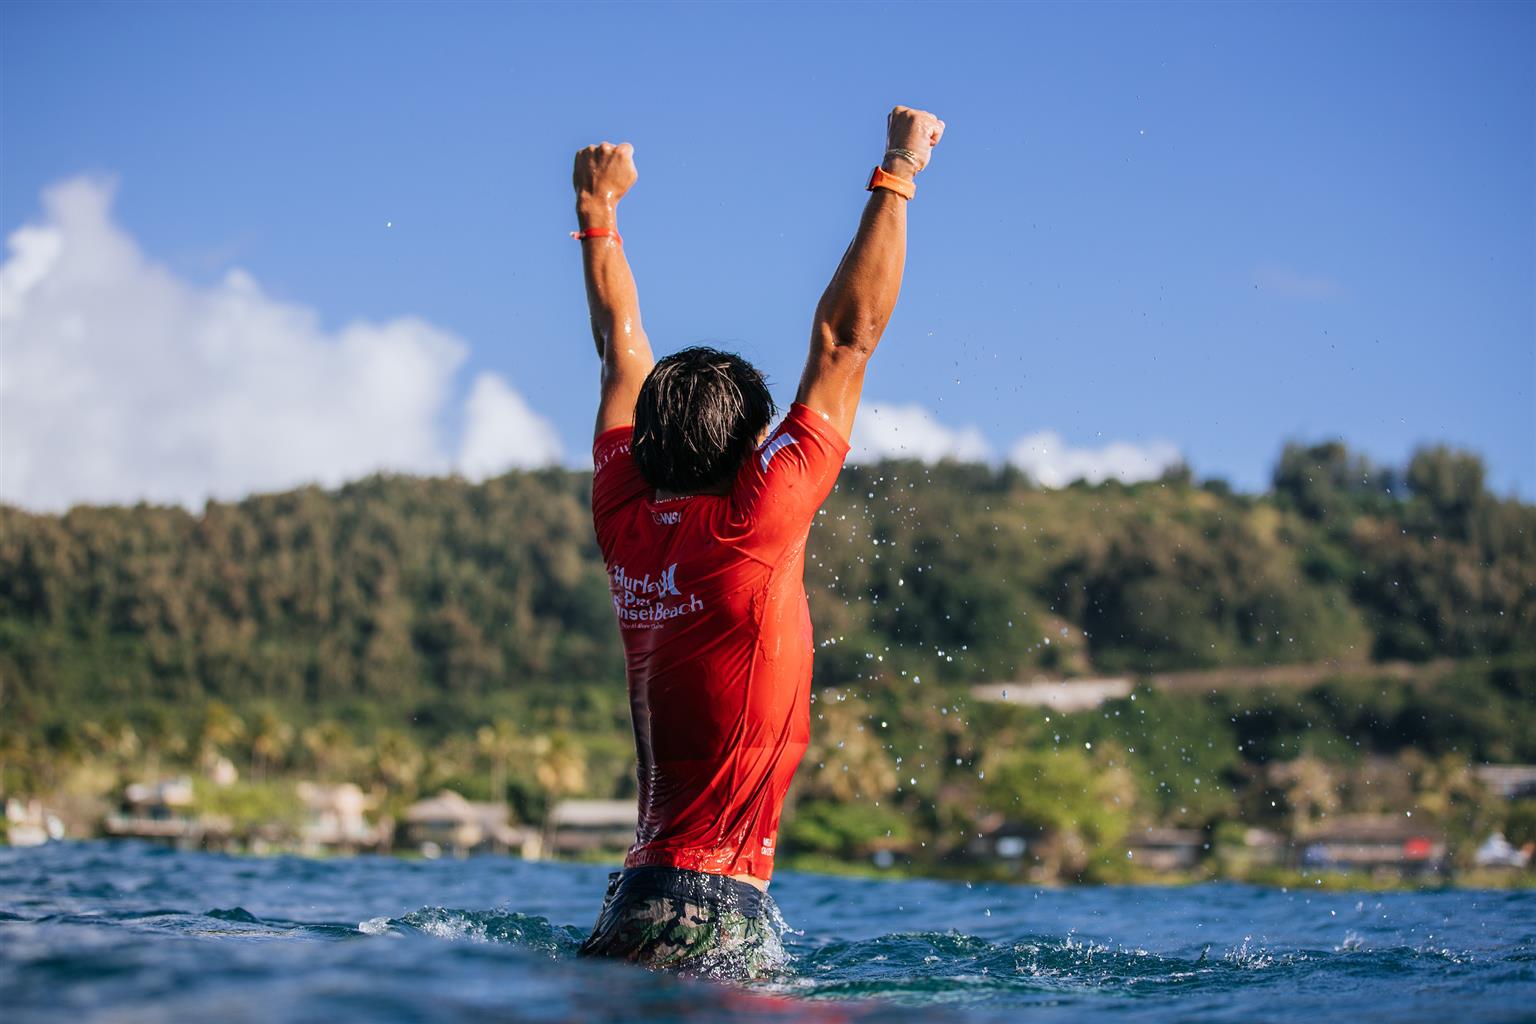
[573,142,656,441]
[795,106,945,442]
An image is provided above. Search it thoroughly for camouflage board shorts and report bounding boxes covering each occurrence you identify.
[577,866,785,978]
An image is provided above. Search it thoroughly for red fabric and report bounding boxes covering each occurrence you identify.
[591,403,849,880]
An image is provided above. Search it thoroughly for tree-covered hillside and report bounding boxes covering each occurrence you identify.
[2,442,1532,729]
[3,441,1533,880]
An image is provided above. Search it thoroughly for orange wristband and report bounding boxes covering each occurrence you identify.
[866,166,916,200]
[571,227,622,244]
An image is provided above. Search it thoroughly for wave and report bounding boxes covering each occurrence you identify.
[345,906,1516,1006]
[360,907,588,957]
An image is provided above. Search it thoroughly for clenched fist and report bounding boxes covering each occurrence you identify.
[885,106,945,174]
[572,142,637,206]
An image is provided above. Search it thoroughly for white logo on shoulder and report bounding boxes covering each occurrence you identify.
[759,433,797,472]
[594,439,630,475]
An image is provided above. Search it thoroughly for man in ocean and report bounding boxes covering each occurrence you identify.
[571,105,945,975]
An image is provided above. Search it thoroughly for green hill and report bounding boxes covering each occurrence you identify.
[3,441,1530,722]
[3,440,1533,879]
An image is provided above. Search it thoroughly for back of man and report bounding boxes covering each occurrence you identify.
[570,105,944,976]
[591,402,849,881]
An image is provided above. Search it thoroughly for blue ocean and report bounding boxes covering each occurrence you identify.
[2,842,1531,1022]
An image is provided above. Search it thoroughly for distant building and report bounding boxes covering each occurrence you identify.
[969,677,1134,712]
[963,819,1042,862]
[296,782,389,854]
[952,814,1053,880]
[1214,827,1286,874]
[544,799,637,859]
[401,790,539,858]
[1297,815,1446,876]
[1473,833,1531,869]
[102,777,231,850]
[4,798,64,847]
[209,756,239,787]
[1124,827,1206,872]
[1475,765,1536,800]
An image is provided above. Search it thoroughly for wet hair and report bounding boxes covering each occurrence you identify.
[631,346,776,494]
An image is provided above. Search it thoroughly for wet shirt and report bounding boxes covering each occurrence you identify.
[591,404,849,881]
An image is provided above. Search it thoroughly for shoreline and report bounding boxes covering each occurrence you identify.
[4,837,1530,892]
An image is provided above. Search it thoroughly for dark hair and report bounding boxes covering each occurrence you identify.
[632,346,776,493]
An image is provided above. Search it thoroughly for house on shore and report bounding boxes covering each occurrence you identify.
[4,798,65,847]
[296,782,391,854]
[969,677,1134,713]
[544,799,637,860]
[1214,827,1287,874]
[1474,833,1532,869]
[102,777,232,851]
[1124,827,1206,872]
[1296,815,1446,876]
[953,814,1065,881]
[1475,765,1536,800]
[961,815,1041,864]
[401,790,539,858]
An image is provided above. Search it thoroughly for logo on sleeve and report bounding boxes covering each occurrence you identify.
[758,433,798,472]
[594,440,630,475]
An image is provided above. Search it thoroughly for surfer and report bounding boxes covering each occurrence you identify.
[572,106,945,975]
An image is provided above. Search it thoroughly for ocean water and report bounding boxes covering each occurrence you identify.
[1,843,1532,1022]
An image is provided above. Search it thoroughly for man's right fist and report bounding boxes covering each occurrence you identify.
[886,106,945,174]
[573,142,637,205]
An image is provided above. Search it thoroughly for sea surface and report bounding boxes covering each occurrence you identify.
[1,842,1532,1022]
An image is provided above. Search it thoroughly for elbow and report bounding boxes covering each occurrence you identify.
[812,318,880,361]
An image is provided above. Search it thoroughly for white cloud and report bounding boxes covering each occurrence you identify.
[1007,430,1182,487]
[0,177,560,510]
[849,402,992,463]
[458,372,563,480]
[846,400,1182,487]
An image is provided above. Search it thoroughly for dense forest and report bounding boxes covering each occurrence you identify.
[3,440,1531,716]
[2,440,1533,878]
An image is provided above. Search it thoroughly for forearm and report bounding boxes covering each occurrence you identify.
[810,154,912,356]
[577,198,650,366]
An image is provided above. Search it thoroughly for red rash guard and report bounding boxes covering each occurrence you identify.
[591,403,849,881]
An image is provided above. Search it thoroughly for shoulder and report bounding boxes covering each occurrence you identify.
[594,425,634,476]
[756,403,851,475]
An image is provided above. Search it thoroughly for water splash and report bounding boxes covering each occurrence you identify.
[364,907,586,957]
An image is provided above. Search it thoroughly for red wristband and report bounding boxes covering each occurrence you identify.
[571,227,622,245]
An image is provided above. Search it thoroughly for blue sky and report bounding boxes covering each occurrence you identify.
[2,1,1531,507]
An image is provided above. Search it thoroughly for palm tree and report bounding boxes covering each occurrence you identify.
[371,728,424,798]
[248,709,294,783]
[531,732,588,800]
[301,720,358,781]
[476,719,520,805]
[197,701,245,776]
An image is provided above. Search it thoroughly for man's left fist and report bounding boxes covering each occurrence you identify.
[573,142,637,205]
